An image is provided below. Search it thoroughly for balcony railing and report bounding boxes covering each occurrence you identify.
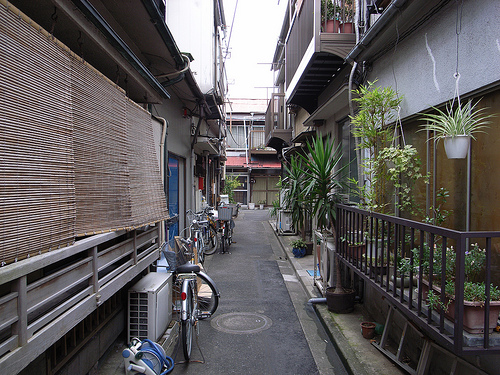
[265,93,291,151]
[284,0,356,113]
[0,226,160,374]
[335,204,500,356]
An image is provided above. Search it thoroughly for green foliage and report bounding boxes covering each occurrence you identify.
[282,156,309,235]
[298,134,349,233]
[222,175,242,203]
[350,81,427,215]
[269,199,280,218]
[291,238,307,249]
[423,187,452,226]
[419,99,494,141]
[375,145,429,214]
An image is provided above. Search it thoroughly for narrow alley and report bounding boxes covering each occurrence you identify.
[169,209,345,375]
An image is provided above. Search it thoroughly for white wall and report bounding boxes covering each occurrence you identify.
[152,96,196,230]
[367,0,500,118]
[166,0,215,93]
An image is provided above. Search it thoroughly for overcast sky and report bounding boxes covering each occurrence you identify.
[223,0,287,100]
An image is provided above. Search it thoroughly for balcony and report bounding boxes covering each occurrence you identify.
[284,0,356,113]
[334,204,500,356]
[0,226,160,374]
[265,93,291,154]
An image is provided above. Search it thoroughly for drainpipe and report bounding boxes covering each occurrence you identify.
[158,117,169,245]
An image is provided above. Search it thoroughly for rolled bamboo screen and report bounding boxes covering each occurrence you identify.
[0,4,168,264]
[0,5,75,264]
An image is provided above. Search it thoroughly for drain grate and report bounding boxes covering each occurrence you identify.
[211,312,272,334]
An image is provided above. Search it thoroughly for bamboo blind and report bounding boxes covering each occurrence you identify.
[0,3,169,264]
[0,5,75,264]
[125,100,169,228]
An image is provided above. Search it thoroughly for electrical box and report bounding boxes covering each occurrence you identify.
[128,272,173,343]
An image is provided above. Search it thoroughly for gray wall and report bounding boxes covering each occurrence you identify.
[367,0,500,118]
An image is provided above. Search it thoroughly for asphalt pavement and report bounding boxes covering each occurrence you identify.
[97,208,404,375]
[169,208,338,374]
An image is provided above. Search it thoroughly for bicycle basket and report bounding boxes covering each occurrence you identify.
[218,207,232,221]
[162,250,177,272]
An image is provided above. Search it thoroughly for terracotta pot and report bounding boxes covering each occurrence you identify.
[340,22,354,33]
[326,287,355,313]
[324,19,340,33]
[346,244,366,260]
[361,322,376,339]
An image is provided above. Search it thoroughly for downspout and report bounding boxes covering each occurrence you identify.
[349,0,361,193]
[158,117,168,245]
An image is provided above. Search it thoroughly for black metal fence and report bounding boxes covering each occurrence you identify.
[336,204,500,355]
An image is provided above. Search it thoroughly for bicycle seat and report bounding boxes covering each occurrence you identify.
[176,262,200,274]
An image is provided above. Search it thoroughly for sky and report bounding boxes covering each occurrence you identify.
[223,0,287,100]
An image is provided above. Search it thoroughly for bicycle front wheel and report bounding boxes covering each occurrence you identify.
[196,271,220,318]
[181,285,194,360]
[204,226,218,255]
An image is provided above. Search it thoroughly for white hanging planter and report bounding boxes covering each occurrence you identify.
[443,135,470,159]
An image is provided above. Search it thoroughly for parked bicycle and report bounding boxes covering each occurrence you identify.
[217,204,236,254]
[197,206,219,256]
[159,241,220,361]
[185,210,214,265]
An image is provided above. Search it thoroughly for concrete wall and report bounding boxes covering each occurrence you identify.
[152,96,196,231]
[367,0,500,118]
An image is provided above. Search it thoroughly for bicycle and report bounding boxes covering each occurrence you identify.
[160,241,220,361]
[185,210,210,265]
[199,207,219,256]
[217,205,235,254]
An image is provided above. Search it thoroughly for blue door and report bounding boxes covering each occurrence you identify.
[168,156,179,249]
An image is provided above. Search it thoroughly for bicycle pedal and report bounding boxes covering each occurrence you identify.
[198,312,212,319]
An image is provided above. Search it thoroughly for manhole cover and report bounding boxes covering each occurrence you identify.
[211,312,272,334]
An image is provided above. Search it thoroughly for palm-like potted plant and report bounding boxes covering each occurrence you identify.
[282,156,309,240]
[419,99,494,159]
[298,134,353,312]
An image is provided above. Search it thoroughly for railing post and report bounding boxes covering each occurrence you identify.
[91,246,99,293]
[454,233,466,353]
[133,230,138,265]
[13,276,27,346]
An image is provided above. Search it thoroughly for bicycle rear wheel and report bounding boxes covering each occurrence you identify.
[204,226,218,255]
[181,285,194,360]
[196,271,219,318]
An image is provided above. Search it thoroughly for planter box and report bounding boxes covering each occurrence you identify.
[346,244,366,260]
[421,278,500,333]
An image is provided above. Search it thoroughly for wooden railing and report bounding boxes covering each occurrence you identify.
[335,204,500,355]
[0,226,160,374]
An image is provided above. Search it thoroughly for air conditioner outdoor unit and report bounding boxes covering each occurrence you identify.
[321,240,335,289]
[128,272,173,343]
[278,210,293,233]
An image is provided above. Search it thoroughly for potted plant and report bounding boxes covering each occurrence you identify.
[291,238,307,258]
[321,0,339,33]
[339,0,354,33]
[414,243,500,333]
[298,134,354,313]
[258,200,266,210]
[350,81,427,216]
[282,156,309,240]
[419,99,494,159]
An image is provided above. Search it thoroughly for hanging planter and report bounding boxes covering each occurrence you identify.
[419,99,494,160]
[443,135,470,159]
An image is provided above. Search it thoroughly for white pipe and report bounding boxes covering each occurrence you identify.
[158,117,168,245]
